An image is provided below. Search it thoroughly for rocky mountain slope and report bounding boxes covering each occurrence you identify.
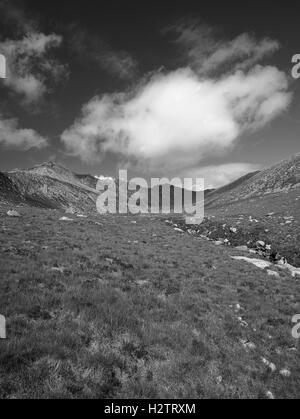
[1,153,299,214]
[206,154,300,208]
[23,162,98,190]
[0,172,21,203]
[0,162,99,212]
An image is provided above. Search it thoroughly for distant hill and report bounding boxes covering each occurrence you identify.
[24,161,99,190]
[206,154,300,209]
[0,162,99,212]
[1,154,299,213]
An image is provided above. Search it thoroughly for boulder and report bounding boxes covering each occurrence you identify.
[256,240,265,247]
[267,270,280,279]
[0,315,6,339]
[7,210,21,217]
[280,369,291,378]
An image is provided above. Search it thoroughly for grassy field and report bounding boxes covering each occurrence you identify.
[0,201,300,399]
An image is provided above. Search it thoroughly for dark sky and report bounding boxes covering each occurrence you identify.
[0,0,299,187]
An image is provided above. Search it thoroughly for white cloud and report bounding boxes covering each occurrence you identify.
[0,115,47,150]
[62,65,291,172]
[0,32,65,103]
[181,163,260,189]
[61,24,292,176]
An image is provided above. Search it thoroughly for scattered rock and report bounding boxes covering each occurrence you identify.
[267,270,280,279]
[256,240,265,247]
[280,369,291,378]
[237,317,248,327]
[174,228,184,233]
[216,376,223,384]
[277,261,300,278]
[262,358,276,372]
[266,391,275,400]
[7,210,21,218]
[240,339,256,350]
[50,267,66,274]
[269,252,283,263]
[59,217,73,222]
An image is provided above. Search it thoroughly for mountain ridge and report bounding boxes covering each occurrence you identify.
[1,153,299,212]
[1,161,99,212]
[206,153,300,209]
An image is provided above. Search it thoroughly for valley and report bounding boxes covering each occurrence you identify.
[0,154,299,399]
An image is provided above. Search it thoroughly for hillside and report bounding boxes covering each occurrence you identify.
[0,162,99,212]
[168,154,300,268]
[206,171,260,200]
[0,172,21,204]
[24,162,98,190]
[206,154,300,209]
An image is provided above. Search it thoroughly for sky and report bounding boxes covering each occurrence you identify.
[0,0,299,188]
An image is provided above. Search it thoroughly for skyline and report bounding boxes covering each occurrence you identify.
[0,0,300,188]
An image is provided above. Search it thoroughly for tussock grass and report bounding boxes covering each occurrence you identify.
[0,203,299,399]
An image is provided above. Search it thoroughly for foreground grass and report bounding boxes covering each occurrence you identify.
[0,203,299,399]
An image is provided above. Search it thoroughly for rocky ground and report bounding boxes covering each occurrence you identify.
[0,201,299,399]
